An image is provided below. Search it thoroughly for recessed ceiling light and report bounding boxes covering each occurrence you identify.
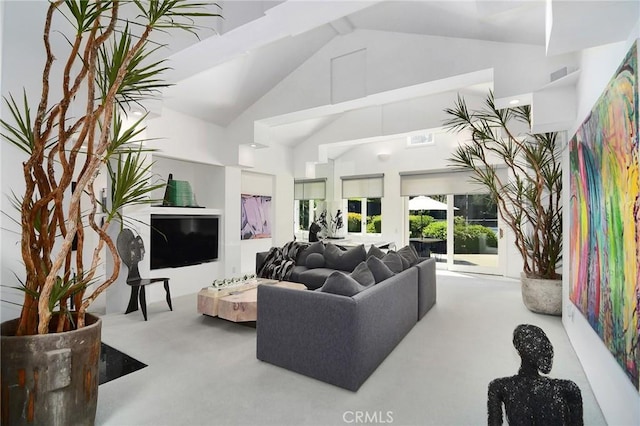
[250,143,257,148]
[509,99,520,105]
[132,110,143,116]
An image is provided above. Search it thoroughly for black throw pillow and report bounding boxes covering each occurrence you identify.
[366,256,395,283]
[366,244,385,259]
[389,250,410,270]
[297,241,325,266]
[398,245,419,266]
[306,253,325,269]
[324,243,366,272]
[350,261,375,287]
[382,251,404,273]
[409,243,420,260]
[319,271,366,296]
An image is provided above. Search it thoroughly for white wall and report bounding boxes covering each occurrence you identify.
[562,34,640,425]
[240,143,295,247]
[1,1,50,322]
[146,108,230,165]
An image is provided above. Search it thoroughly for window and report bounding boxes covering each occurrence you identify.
[341,174,384,235]
[293,179,326,233]
[296,199,323,231]
[347,198,382,234]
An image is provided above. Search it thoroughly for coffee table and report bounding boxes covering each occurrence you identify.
[197,279,306,322]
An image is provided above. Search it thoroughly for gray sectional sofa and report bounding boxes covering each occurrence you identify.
[256,241,367,290]
[256,241,426,290]
[255,245,436,391]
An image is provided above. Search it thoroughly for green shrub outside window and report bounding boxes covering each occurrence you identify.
[347,198,382,234]
[422,218,498,253]
[348,212,362,232]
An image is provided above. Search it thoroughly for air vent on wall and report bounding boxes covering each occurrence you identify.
[407,133,435,147]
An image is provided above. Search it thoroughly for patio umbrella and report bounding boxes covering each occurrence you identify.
[408,196,451,237]
[408,195,449,211]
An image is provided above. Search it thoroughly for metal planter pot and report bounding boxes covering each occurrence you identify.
[521,273,562,316]
[1,313,101,425]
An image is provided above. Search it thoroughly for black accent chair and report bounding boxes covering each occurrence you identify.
[116,229,172,321]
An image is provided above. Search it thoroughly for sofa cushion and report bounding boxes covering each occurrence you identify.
[297,241,324,266]
[409,243,420,260]
[318,271,366,296]
[350,261,375,287]
[366,256,395,283]
[306,253,325,269]
[298,268,335,290]
[289,265,308,282]
[390,250,410,270]
[366,244,385,259]
[382,252,404,273]
[397,245,419,266]
[324,243,366,272]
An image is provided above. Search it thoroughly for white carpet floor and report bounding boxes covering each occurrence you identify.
[94,270,605,425]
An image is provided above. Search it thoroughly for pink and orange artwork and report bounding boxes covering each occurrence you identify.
[569,41,639,390]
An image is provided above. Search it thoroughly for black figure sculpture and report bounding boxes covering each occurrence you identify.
[488,324,583,425]
[308,221,321,242]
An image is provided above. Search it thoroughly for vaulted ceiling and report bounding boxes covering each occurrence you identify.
[158,0,638,152]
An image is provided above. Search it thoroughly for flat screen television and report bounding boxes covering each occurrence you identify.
[150,214,219,270]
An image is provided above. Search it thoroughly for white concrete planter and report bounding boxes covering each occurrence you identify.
[520,273,562,316]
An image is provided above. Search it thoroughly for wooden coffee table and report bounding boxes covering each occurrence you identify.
[197,279,306,322]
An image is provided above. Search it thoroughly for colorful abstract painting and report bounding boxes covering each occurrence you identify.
[241,194,272,240]
[569,41,639,390]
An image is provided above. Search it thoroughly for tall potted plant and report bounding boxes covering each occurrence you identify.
[0,2,220,424]
[443,92,562,315]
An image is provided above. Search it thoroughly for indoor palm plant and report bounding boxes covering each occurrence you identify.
[0,1,220,424]
[443,91,562,315]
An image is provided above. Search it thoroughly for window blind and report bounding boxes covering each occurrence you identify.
[241,171,273,196]
[294,179,326,200]
[400,168,507,196]
[341,174,384,198]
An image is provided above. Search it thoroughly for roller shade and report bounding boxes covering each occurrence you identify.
[294,179,326,200]
[341,174,384,198]
[400,168,507,196]
[241,171,273,196]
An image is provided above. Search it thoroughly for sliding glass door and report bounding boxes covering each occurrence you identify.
[408,192,501,275]
[402,169,505,275]
[451,194,499,273]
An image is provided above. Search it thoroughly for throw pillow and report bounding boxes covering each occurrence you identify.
[306,252,325,269]
[390,250,410,270]
[350,261,375,287]
[319,271,366,296]
[382,251,404,273]
[366,255,395,283]
[324,243,366,272]
[297,241,325,266]
[409,243,420,260]
[398,245,419,266]
[366,244,385,259]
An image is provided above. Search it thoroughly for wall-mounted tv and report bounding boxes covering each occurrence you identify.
[150,214,219,270]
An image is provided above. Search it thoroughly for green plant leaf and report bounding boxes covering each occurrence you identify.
[1,91,35,155]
